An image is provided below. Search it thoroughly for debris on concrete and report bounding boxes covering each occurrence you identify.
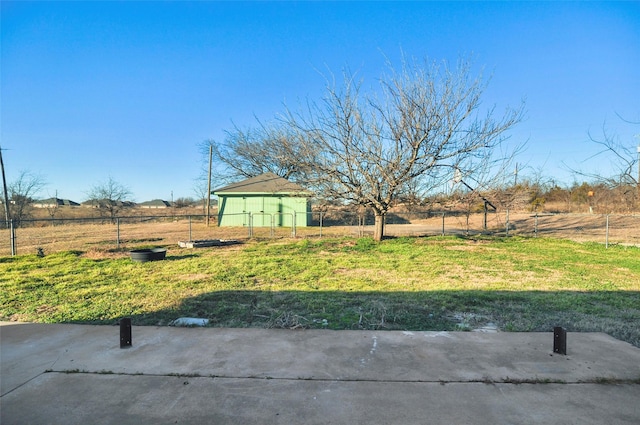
[170,317,209,327]
[472,323,499,333]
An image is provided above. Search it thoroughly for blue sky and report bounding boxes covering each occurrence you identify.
[2,1,639,202]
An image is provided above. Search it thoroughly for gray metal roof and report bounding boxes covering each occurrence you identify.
[35,197,80,207]
[138,199,171,207]
[212,173,309,195]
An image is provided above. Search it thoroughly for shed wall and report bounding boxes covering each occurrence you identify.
[217,195,309,227]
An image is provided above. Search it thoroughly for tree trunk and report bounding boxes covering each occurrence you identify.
[373,213,385,242]
[465,213,470,235]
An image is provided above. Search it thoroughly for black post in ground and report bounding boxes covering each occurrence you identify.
[120,318,132,348]
[553,326,567,355]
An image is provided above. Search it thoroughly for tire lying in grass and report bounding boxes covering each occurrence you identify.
[129,248,167,263]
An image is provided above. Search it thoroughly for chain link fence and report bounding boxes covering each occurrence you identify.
[2,210,639,256]
[0,215,222,257]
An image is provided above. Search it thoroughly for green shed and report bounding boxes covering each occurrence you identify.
[212,173,312,227]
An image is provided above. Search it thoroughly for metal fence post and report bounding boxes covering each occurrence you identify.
[534,212,538,238]
[10,218,16,256]
[506,209,510,236]
[605,214,609,249]
[292,213,297,238]
[441,212,445,236]
[116,218,120,249]
[270,214,274,238]
[189,216,192,242]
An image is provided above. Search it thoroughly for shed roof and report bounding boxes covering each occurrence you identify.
[213,172,309,195]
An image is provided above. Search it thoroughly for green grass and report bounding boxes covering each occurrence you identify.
[1,236,639,347]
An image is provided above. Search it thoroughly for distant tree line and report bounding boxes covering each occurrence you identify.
[451,180,639,215]
[1,173,207,227]
[2,172,637,229]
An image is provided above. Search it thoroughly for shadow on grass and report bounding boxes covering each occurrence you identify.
[114,289,640,348]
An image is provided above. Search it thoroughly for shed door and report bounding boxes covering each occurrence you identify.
[245,197,268,226]
[264,196,282,226]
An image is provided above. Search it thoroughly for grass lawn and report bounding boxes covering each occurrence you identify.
[1,236,639,347]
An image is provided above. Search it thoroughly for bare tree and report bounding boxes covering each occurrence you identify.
[197,131,308,222]
[8,170,46,227]
[192,176,210,215]
[44,199,60,221]
[213,122,308,182]
[570,115,640,209]
[284,57,524,241]
[174,197,196,208]
[588,118,639,186]
[86,177,133,223]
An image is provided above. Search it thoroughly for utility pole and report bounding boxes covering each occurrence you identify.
[637,142,640,189]
[636,142,640,204]
[206,143,213,226]
[0,145,10,228]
